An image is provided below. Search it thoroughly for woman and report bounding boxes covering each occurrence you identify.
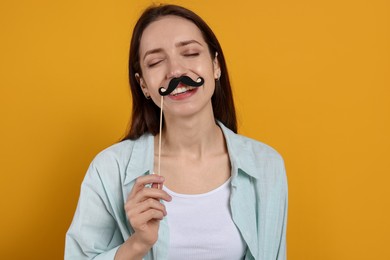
[65,4,287,260]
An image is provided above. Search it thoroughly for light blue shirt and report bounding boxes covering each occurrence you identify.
[65,122,288,260]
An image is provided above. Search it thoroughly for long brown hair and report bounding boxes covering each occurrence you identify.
[123,4,237,140]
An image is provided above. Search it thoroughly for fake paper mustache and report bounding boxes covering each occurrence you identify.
[158,76,205,96]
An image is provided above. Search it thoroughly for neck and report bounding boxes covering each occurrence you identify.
[158,113,223,159]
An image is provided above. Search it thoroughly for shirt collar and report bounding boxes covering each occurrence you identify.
[124,133,154,185]
[218,121,262,180]
[123,121,262,185]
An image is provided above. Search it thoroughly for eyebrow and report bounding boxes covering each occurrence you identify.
[175,39,202,48]
[143,48,164,61]
[143,40,203,61]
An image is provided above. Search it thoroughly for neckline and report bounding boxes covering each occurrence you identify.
[163,178,231,198]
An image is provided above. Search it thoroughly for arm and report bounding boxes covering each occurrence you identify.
[65,161,124,259]
[65,161,170,260]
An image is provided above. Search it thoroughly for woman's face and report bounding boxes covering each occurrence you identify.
[137,15,220,118]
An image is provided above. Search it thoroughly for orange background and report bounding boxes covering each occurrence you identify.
[1,0,389,259]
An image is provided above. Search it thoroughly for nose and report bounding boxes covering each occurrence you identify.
[166,57,186,79]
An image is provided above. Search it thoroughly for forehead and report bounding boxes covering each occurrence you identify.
[139,15,205,54]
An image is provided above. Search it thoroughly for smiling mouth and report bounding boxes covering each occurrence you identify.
[169,85,196,96]
[159,76,204,96]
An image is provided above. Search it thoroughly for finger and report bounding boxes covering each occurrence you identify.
[151,182,162,189]
[142,209,164,220]
[141,209,165,222]
[151,173,163,190]
[129,175,165,197]
[132,187,172,204]
[126,198,167,218]
[130,209,165,228]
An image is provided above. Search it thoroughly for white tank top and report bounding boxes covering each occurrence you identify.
[163,179,247,260]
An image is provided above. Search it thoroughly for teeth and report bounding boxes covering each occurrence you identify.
[170,86,195,96]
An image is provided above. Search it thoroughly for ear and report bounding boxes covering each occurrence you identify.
[135,73,150,97]
[135,73,141,85]
[135,73,147,89]
[213,52,221,80]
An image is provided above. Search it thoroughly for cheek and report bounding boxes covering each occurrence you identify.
[143,70,165,91]
[198,64,216,84]
[191,59,213,76]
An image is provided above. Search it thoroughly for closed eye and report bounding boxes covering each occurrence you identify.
[147,60,163,68]
[184,53,199,57]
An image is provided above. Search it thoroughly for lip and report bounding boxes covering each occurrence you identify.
[167,86,198,101]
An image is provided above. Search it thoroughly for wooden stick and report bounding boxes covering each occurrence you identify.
[157,95,163,189]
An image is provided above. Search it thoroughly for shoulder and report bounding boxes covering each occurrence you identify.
[92,139,135,167]
[233,133,284,163]
[221,125,286,184]
[233,134,287,194]
[89,139,135,173]
[220,123,284,167]
[92,134,152,167]
[85,134,153,184]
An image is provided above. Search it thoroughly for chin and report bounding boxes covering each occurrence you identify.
[165,101,213,120]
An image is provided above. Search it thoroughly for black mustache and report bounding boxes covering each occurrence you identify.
[158,76,204,96]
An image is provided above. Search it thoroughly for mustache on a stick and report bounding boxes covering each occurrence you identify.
[158,76,204,96]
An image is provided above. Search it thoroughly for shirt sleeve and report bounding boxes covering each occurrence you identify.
[276,161,288,260]
[65,160,124,260]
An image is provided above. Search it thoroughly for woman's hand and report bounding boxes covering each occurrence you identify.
[119,174,172,258]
